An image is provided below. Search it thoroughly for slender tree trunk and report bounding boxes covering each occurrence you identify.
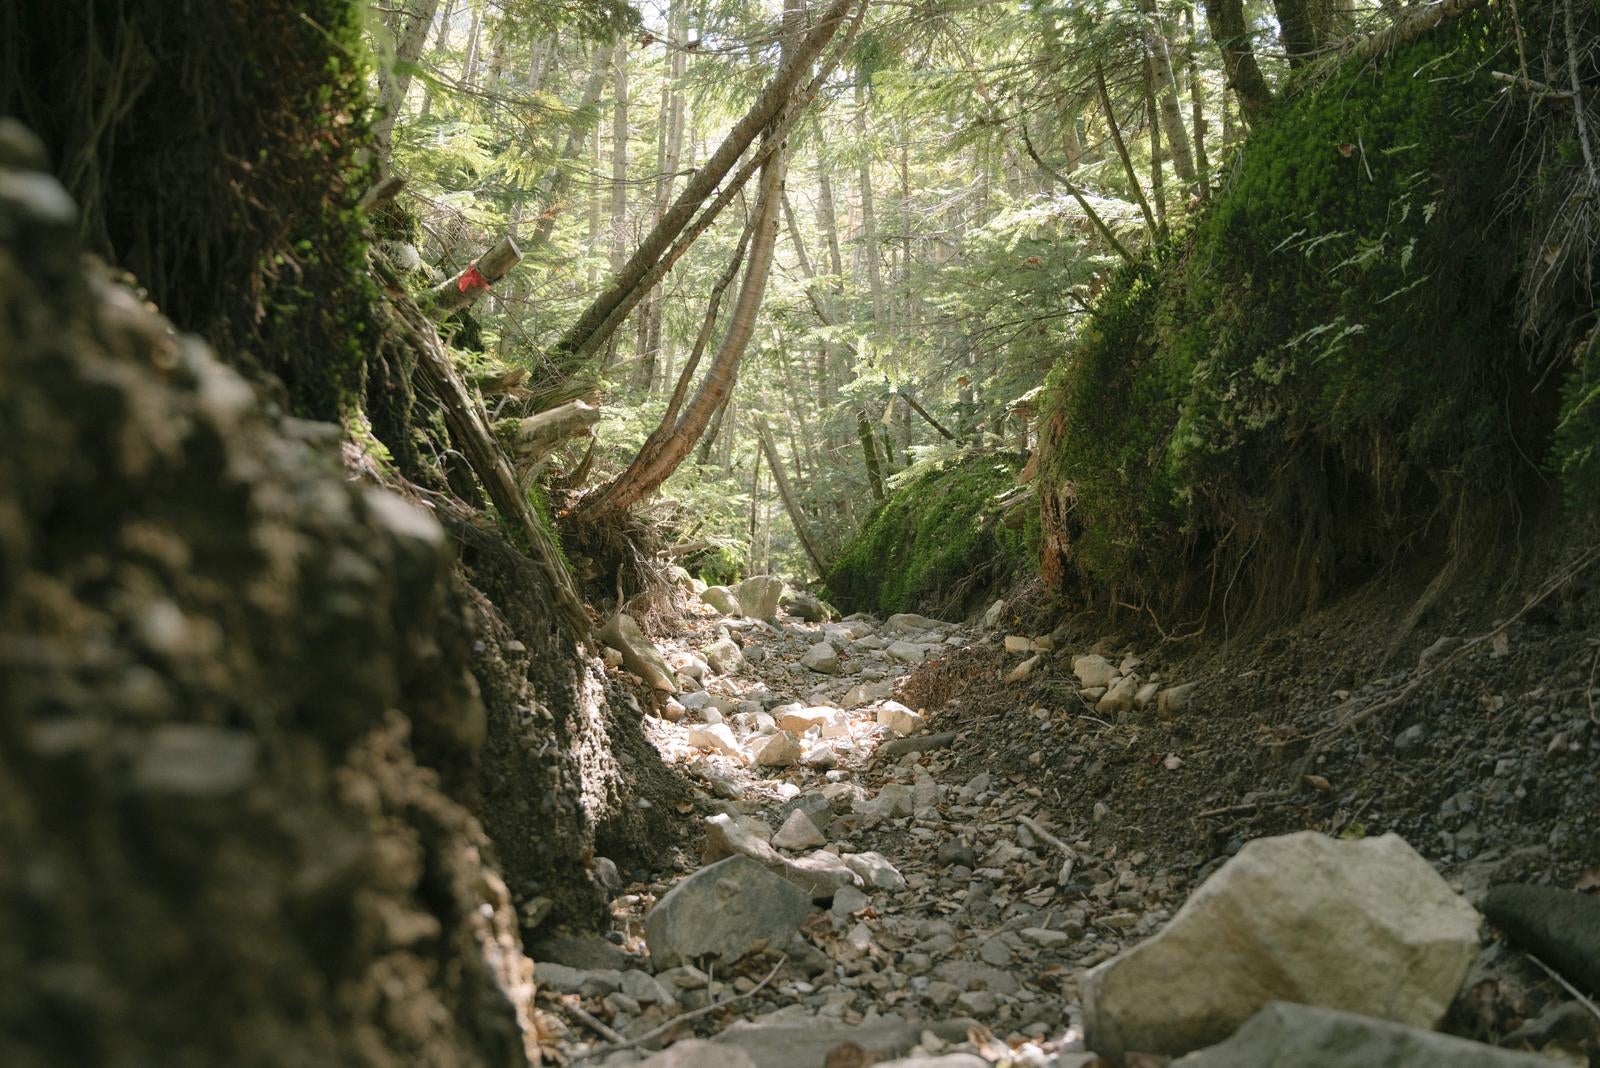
[1138,0,1196,182]
[858,410,885,501]
[1203,0,1273,126]
[374,0,443,148]
[533,49,610,246]
[855,79,885,324]
[418,0,455,119]
[1145,55,1168,231]
[461,2,484,87]
[606,39,629,372]
[1095,64,1159,243]
[1187,5,1210,195]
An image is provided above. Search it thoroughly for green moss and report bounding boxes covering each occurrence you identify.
[827,453,1038,617]
[692,547,744,588]
[1041,13,1535,617]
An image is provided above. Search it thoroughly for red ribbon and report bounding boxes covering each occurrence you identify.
[457,261,490,294]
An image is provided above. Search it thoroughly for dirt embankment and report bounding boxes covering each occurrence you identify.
[902,534,1600,903]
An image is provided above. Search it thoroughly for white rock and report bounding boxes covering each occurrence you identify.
[644,856,812,969]
[1004,634,1034,654]
[777,705,837,733]
[772,809,826,850]
[1073,654,1118,689]
[598,612,677,691]
[1133,682,1161,711]
[842,851,907,891]
[704,636,745,675]
[639,1040,757,1068]
[876,700,925,736]
[1081,831,1482,1060]
[699,586,740,615]
[983,600,1006,629]
[1097,674,1141,715]
[1005,654,1041,682]
[734,575,786,621]
[754,730,802,767]
[686,723,744,760]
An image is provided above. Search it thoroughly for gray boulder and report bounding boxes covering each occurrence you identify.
[704,636,745,675]
[1171,1002,1559,1067]
[640,1040,757,1068]
[1082,831,1480,1060]
[734,575,786,621]
[784,589,831,623]
[598,612,676,691]
[644,856,813,969]
[1482,883,1600,995]
[801,641,841,675]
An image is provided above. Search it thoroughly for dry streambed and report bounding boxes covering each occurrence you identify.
[531,579,1599,1067]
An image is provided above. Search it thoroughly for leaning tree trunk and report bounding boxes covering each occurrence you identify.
[756,416,829,578]
[374,0,443,148]
[554,0,856,364]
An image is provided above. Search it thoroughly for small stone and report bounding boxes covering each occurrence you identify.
[876,701,925,736]
[1004,635,1034,653]
[1006,654,1041,682]
[802,642,842,675]
[773,809,826,850]
[1157,682,1198,717]
[687,723,744,759]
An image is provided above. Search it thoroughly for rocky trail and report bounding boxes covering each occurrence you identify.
[530,579,1600,1067]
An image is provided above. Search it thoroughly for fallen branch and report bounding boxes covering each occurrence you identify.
[1526,953,1600,1027]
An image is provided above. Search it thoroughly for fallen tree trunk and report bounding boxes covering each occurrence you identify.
[509,400,601,472]
[428,235,521,316]
[898,389,956,441]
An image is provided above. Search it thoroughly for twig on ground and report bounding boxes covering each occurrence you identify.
[567,1003,626,1045]
[573,954,788,1061]
[1526,953,1600,1025]
[1018,815,1077,859]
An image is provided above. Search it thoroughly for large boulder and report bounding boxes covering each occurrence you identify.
[1082,832,1480,1060]
[598,612,676,691]
[784,589,831,623]
[801,642,841,675]
[734,575,786,621]
[644,856,813,969]
[640,1040,756,1068]
[1172,1002,1558,1067]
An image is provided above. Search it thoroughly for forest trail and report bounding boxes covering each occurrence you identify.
[534,587,1595,1067]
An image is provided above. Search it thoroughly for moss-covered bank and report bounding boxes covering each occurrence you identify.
[828,453,1039,618]
[1040,8,1597,627]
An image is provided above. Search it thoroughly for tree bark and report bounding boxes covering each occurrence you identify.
[427,235,520,315]
[858,409,886,500]
[899,389,955,440]
[1187,5,1210,194]
[1203,0,1273,126]
[554,0,857,363]
[855,78,885,323]
[756,416,829,577]
[532,50,610,247]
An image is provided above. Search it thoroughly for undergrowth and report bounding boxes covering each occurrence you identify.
[828,452,1038,618]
